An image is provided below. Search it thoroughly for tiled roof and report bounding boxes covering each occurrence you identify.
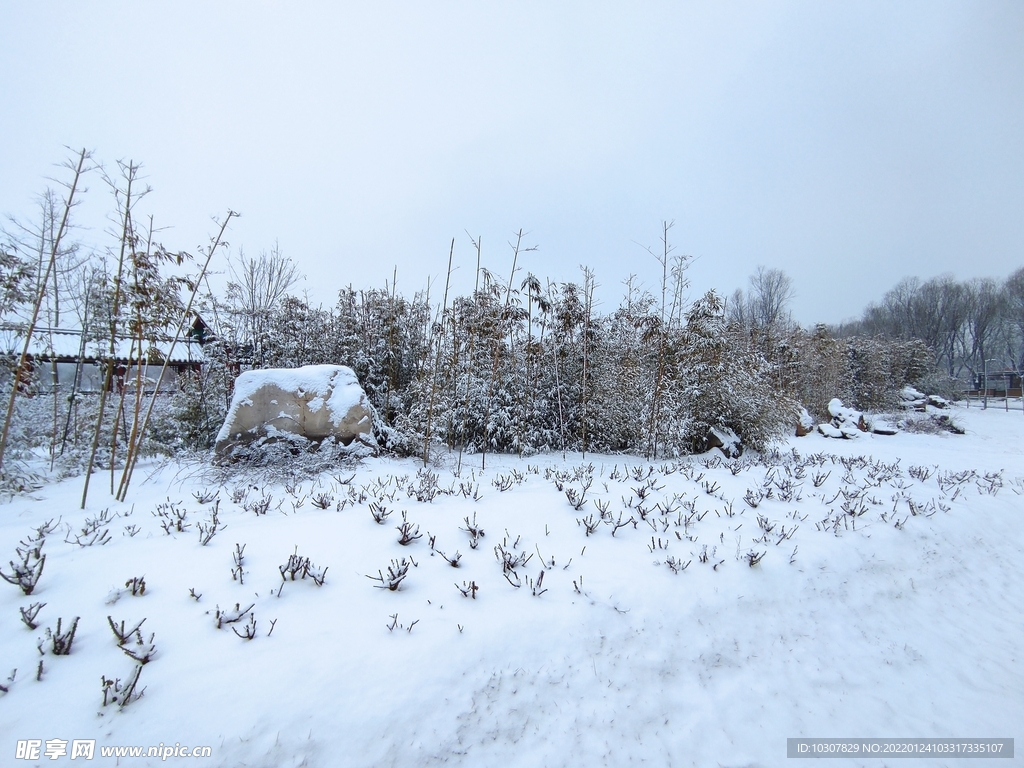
[0,326,204,364]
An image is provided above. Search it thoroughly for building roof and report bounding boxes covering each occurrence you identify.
[0,326,204,364]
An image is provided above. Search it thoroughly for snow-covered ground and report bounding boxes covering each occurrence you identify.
[1,404,1021,767]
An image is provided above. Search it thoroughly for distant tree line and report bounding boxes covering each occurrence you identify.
[834,272,1024,386]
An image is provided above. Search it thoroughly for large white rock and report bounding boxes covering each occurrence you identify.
[215,365,373,459]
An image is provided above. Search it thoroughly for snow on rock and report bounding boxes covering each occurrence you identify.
[901,385,926,402]
[816,422,845,439]
[822,399,901,437]
[795,406,815,437]
[869,416,900,436]
[822,398,868,438]
[215,365,373,459]
[707,425,742,457]
[900,386,928,411]
[899,385,950,410]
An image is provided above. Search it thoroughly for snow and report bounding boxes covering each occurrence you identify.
[817,422,845,439]
[1,404,1022,767]
[822,398,872,439]
[901,386,926,402]
[709,425,741,457]
[827,397,864,426]
[797,406,815,432]
[0,326,204,365]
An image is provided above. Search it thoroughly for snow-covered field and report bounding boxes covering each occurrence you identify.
[1,404,1021,767]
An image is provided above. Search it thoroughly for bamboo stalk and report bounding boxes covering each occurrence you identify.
[81,160,140,509]
[456,235,482,476]
[422,239,454,466]
[79,165,135,512]
[116,211,237,501]
[113,217,156,494]
[479,229,530,469]
[58,291,92,457]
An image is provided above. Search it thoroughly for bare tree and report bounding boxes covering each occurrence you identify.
[747,266,794,330]
[2,167,94,464]
[727,267,794,337]
[4,188,89,329]
[641,221,691,458]
[961,277,1005,379]
[1001,268,1024,373]
[726,288,751,328]
[917,276,969,375]
[856,274,968,376]
[225,243,301,368]
[0,148,93,475]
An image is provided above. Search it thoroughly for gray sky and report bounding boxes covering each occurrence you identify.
[2,1,1022,326]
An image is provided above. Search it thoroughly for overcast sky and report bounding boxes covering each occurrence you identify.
[2,2,1022,326]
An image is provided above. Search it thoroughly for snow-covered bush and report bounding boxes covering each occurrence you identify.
[0,546,45,595]
[898,413,964,435]
[367,558,413,591]
[20,602,45,630]
[674,291,797,455]
[40,616,79,656]
[279,549,328,586]
[904,374,963,405]
[101,665,145,709]
[156,345,232,451]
